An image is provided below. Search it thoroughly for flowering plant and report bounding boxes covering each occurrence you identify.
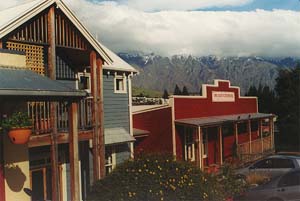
[1,112,32,130]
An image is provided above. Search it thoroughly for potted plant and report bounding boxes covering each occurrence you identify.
[1,112,32,144]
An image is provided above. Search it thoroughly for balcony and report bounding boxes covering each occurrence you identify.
[28,97,93,135]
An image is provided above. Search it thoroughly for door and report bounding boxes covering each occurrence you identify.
[276,170,300,201]
[31,167,52,201]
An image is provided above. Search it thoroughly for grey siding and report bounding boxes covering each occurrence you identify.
[103,74,129,131]
[116,143,131,164]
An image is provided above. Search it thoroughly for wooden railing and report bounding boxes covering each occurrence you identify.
[28,97,93,135]
[237,135,273,163]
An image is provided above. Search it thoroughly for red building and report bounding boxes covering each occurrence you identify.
[133,80,275,170]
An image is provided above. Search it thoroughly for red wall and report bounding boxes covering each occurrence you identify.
[174,81,257,120]
[133,107,173,155]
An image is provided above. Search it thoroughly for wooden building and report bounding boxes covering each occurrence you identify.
[133,80,275,170]
[0,0,137,200]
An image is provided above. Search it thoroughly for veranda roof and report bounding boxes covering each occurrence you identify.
[0,66,87,100]
[105,127,135,145]
[175,113,275,127]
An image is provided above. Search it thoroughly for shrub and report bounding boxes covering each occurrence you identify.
[88,154,244,201]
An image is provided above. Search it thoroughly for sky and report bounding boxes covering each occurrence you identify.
[1,0,300,57]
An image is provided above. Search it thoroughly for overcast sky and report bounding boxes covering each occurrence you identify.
[1,0,300,57]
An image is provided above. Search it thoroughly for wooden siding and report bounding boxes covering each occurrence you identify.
[103,74,129,131]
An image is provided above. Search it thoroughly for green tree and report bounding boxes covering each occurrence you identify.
[174,84,182,95]
[275,65,300,150]
[162,89,169,99]
[182,86,189,95]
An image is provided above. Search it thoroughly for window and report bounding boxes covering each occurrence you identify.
[202,128,208,158]
[184,127,195,162]
[114,74,127,93]
[251,120,259,132]
[238,123,248,134]
[278,171,300,187]
[253,159,274,169]
[222,124,234,137]
[273,159,295,169]
[105,146,116,175]
[77,72,91,93]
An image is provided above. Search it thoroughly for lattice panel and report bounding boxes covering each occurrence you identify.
[7,42,45,75]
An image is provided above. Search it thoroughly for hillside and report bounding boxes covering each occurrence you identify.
[120,53,297,95]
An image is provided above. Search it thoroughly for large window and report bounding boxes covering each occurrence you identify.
[222,124,234,137]
[251,120,259,132]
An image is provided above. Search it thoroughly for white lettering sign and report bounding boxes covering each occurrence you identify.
[212,91,235,102]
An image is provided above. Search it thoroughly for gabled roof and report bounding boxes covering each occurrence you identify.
[0,0,137,73]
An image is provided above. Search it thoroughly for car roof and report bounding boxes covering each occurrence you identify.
[266,154,300,159]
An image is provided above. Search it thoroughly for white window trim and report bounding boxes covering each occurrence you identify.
[77,72,91,93]
[114,73,127,94]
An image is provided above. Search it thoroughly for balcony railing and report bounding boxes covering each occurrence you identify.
[237,135,273,163]
[28,97,93,135]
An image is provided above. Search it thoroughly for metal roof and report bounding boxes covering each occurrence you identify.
[0,66,87,99]
[175,113,275,127]
[0,0,137,73]
[105,127,135,145]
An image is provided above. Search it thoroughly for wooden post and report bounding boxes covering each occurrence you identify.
[269,117,274,150]
[96,58,105,178]
[197,126,202,169]
[0,133,5,201]
[68,102,80,201]
[260,119,263,153]
[248,120,252,154]
[218,126,223,165]
[48,6,60,201]
[90,51,100,181]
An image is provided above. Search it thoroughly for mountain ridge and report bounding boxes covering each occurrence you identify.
[119,53,298,95]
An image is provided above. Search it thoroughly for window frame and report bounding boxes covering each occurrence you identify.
[77,72,91,93]
[114,74,127,94]
[105,146,116,175]
[184,127,195,162]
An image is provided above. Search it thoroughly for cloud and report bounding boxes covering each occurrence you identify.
[1,0,300,58]
[64,0,300,57]
[125,0,254,11]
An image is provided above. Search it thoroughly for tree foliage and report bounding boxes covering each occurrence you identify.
[174,84,182,95]
[275,65,300,150]
[162,89,169,99]
[182,86,189,95]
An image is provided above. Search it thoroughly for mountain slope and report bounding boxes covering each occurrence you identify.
[119,53,297,95]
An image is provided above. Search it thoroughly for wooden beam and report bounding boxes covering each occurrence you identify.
[28,130,93,147]
[260,119,263,153]
[218,126,223,165]
[269,117,274,150]
[90,50,100,181]
[47,6,60,201]
[97,58,105,178]
[68,102,80,201]
[197,126,202,169]
[248,120,252,154]
[0,133,5,201]
[234,123,238,145]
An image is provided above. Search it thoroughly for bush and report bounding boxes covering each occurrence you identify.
[88,154,245,201]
